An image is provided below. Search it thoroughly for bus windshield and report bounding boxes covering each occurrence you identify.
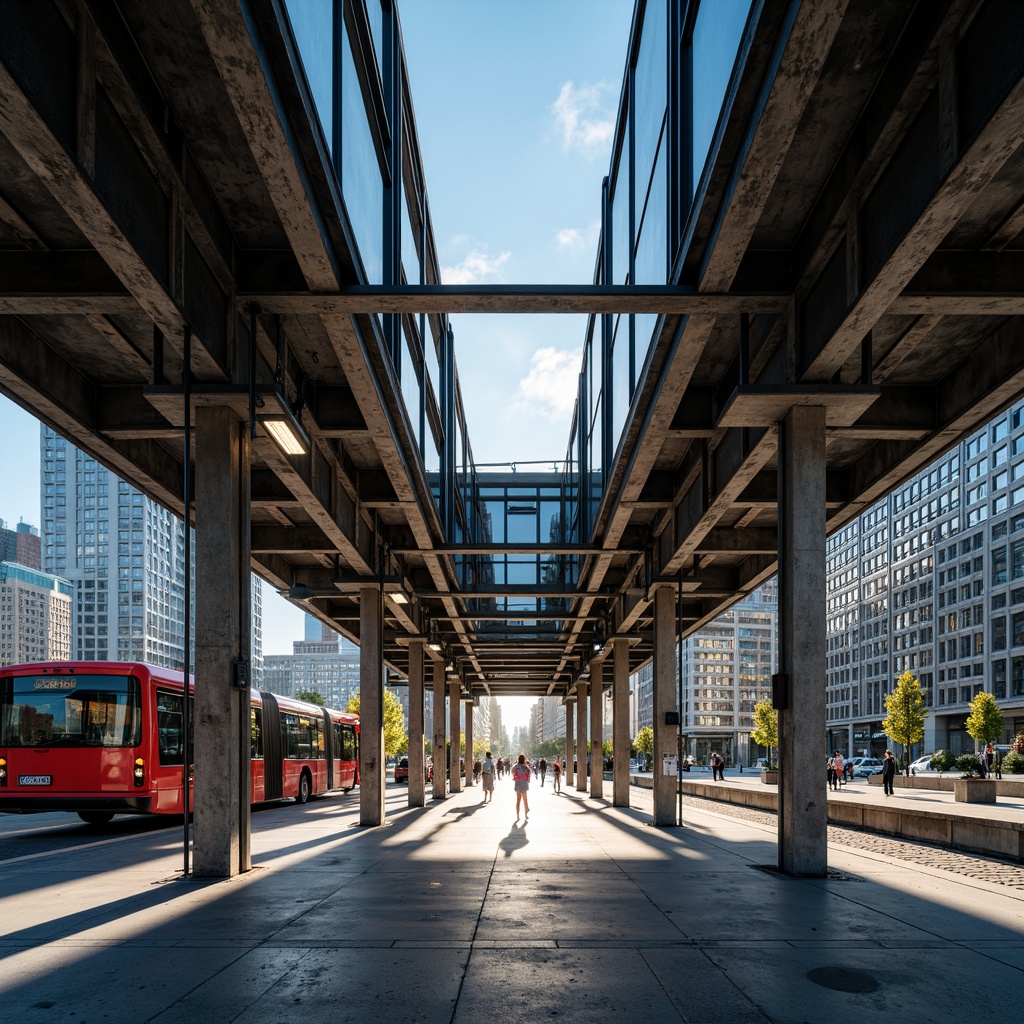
[1,674,142,748]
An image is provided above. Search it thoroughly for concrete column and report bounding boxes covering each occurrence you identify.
[431,657,446,800]
[590,659,604,799]
[613,638,630,807]
[359,586,385,825]
[464,700,474,787]
[563,700,574,788]
[576,681,588,792]
[193,407,250,878]
[652,584,678,826]
[408,640,425,807]
[448,679,462,793]
[777,405,828,875]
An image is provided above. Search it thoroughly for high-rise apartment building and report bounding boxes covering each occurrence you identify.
[1,521,41,569]
[826,405,1024,758]
[0,561,71,665]
[40,428,263,673]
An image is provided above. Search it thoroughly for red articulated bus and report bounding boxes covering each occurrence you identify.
[0,661,359,824]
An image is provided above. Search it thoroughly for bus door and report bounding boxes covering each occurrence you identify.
[154,689,191,813]
[339,723,357,790]
[259,692,283,800]
[323,709,336,789]
[250,703,265,802]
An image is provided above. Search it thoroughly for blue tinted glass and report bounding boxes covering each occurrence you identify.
[366,0,384,81]
[636,132,667,285]
[284,0,334,153]
[611,316,630,456]
[635,0,667,217]
[692,0,753,196]
[400,322,420,448]
[611,142,630,285]
[342,19,383,283]
[402,187,420,285]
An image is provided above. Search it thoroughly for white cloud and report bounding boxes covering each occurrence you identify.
[513,346,583,419]
[551,81,615,158]
[441,248,512,284]
[556,220,601,251]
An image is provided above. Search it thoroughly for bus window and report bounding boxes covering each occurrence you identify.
[2,674,141,747]
[282,712,323,759]
[156,690,184,764]
[251,706,263,759]
[341,724,356,761]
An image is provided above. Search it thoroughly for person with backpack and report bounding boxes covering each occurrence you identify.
[511,754,531,819]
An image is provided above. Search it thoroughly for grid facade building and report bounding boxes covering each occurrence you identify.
[0,561,72,665]
[826,406,1024,757]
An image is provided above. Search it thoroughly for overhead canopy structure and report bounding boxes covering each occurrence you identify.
[2,0,1024,703]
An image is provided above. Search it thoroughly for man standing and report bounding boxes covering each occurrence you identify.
[539,757,547,787]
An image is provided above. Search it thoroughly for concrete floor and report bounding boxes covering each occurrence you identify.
[1,780,1022,1023]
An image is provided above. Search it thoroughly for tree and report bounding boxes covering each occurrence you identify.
[965,691,1004,751]
[882,671,927,774]
[346,689,407,760]
[633,726,654,768]
[750,698,778,768]
[294,689,325,705]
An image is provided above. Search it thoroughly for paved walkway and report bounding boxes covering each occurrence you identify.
[2,780,1023,1023]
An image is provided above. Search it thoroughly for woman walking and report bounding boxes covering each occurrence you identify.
[552,757,562,794]
[881,749,897,797]
[512,753,531,819]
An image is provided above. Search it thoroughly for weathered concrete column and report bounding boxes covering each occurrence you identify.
[563,699,574,788]
[464,700,474,787]
[613,638,630,807]
[431,657,446,800]
[359,586,385,825]
[193,407,250,878]
[448,679,462,793]
[408,640,425,807]
[576,681,588,792]
[778,405,828,875]
[589,659,604,799]
[652,583,678,826]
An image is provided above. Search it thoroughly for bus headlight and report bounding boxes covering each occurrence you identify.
[133,757,145,787]
[0,757,6,787]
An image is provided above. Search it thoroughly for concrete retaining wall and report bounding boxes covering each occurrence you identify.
[867,774,1024,796]
[630,774,1024,862]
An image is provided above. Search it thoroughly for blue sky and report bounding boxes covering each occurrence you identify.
[0,0,634,726]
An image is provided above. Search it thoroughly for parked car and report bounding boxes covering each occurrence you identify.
[394,757,409,783]
[852,757,884,777]
[909,753,939,774]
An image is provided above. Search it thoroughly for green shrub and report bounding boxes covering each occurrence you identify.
[1012,732,1024,756]
[954,753,981,774]
[929,749,956,771]
[1001,751,1024,774]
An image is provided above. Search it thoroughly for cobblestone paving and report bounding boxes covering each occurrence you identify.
[679,794,1024,891]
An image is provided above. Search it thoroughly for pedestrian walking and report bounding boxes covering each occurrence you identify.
[827,755,837,791]
[481,751,495,803]
[832,751,845,789]
[496,757,503,779]
[512,754,531,819]
[552,758,562,793]
[539,757,547,786]
[881,749,897,796]
[710,751,725,781]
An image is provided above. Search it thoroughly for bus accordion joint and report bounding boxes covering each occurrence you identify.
[134,757,145,787]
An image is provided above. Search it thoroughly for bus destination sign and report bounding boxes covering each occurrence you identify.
[32,678,77,690]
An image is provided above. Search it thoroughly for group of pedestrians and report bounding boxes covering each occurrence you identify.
[477,752,566,817]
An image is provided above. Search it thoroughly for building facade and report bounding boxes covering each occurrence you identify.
[826,405,1024,758]
[0,561,72,665]
[1,521,41,570]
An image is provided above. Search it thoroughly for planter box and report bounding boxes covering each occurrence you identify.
[760,769,778,785]
[953,778,997,803]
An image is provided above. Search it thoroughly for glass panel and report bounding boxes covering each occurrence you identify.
[636,133,667,285]
[342,18,383,283]
[402,184,420,285]
[3,673,141,747]
[610,313,630,458]
[284,0,334,154]
[366,0,383,77]
[692,0,753,196]
[400,321,421,448]
[485,500,506,543]
[611,142,630,285]
[507,504,539,543]
[635,0,667,216]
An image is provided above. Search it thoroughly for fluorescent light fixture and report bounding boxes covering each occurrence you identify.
[390,591,409,605]
[428,640,442,652]
[262,415,307,455]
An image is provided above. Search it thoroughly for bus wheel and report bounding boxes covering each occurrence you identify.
[78,811,115,826]
[297,770,312,805]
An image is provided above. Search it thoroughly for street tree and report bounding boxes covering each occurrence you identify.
[883,671,927,774]
[294,689,325,705]
[346,689,407,759]
[750,698,778,768]
[965,691,1004,752]
[633,726,654,768]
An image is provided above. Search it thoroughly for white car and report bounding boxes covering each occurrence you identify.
[851,757,884,777]
[909,753,940,774]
